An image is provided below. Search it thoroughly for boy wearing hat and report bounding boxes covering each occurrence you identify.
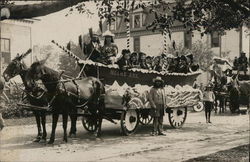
[148,76,166,136]
[203,83,215,123]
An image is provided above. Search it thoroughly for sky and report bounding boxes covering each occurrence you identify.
[31,1,100,46]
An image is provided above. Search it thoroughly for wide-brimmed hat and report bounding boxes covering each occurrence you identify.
[153,76,164,83]
[102,30,115,37]
[166,54,174,58]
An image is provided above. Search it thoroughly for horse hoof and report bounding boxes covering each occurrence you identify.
[63,139,68,143]
[33,138,41,142]
[69,134,76,138]
[48,140,54,144]
[39,139,47,143]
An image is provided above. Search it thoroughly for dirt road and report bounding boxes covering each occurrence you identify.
[0,111,249,162]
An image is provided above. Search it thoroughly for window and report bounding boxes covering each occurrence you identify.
[184,32,192,49]
[0,38,11,71]
[109,20,115,31]
[1,38,10,53]
[134,37,140,52]
[211,32,220,47]
[133,14,141,28]
[116,16,122,29]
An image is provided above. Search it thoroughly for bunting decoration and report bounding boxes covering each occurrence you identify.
[51,40,81,62]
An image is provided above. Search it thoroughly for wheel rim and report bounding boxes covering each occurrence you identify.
[168,107,187,128]
[139,111,152,125]
[193,102,204,112]
[82,116,97,132]
[125,109,138,131]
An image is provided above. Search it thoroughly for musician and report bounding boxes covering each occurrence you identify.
[101,30,118,64]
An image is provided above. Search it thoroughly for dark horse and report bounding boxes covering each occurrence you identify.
[26,59,105,144]
[227,74,250,113]
[3,50,49,142]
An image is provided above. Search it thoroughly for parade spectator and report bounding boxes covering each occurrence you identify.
[148,76,166,136]
[233,56,239,70]
[117,49,131,70]
[130,52,140,68]
[138,52,148,69]
[203,83,215,123]
[145,56,153,70]
[238,52,248,75]
[101,30,118,64]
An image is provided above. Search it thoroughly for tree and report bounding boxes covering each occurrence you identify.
[167,42,216,70]
[1,0,249,38]
[58,42,84,77]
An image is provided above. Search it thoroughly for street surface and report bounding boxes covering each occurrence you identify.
[0,111,249,162]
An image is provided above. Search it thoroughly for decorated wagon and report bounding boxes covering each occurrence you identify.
[75,59,202,135]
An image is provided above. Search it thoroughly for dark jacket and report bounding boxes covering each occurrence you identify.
[117,57,131,70]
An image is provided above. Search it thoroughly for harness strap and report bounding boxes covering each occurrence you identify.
[72,80,80,103]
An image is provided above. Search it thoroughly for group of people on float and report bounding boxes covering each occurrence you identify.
[86,30,199,73]
[117,49,199,73]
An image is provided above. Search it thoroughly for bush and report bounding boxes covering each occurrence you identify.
[0,83,33,119]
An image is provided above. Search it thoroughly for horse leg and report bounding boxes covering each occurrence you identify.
[33,111,42,142]
[40,112,47,142]
[62,113,68,142]
[69,114,77,138]
[48,113,59,144]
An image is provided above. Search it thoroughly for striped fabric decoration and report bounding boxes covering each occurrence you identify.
[126,0,130,49]
[163,27,168,54]
[51,40,81,62]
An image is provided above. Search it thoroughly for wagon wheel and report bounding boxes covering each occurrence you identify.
[168,107,187,128]
[82,116,98,133]
[139,110,153,125]
[193,102,204,112]
[120,109,139,135]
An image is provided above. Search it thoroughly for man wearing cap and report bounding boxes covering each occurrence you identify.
[101,30,118,64]
[148,76,166,136]
[83,33,102,62]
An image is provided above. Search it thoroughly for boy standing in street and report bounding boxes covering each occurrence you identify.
[203,83,215,123]
[148,76,166,136]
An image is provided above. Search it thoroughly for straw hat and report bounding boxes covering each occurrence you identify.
[153,76,164,83]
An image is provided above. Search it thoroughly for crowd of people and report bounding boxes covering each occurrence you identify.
[85,30,199,74]
[117,49,199,73]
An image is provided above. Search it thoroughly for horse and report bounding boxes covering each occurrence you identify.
[2,50,49,142]
[227,74,250,113]
[26,59,105,144]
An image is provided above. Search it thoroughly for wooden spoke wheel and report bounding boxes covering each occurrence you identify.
[193,102,204,112]
[139,110,153,125]
[168,107,187,128]
[120,109,139,135]
[82,116,98,133]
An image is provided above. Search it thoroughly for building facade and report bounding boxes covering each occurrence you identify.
[0,19,33,75]
[102,7,250,61]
